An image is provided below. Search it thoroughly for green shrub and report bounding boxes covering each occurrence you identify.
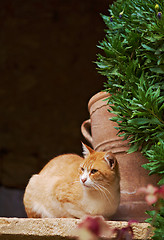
[96,0,164,238]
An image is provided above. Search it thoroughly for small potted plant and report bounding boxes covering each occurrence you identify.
[81,0,164,229]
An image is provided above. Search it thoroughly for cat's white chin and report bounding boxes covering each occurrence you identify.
[82,183,91,188]
[80,181,95,190]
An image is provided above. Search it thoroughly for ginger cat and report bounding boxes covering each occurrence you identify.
[23,143,120,218]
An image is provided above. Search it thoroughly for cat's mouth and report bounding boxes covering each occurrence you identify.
[81,181,93,188]
[83,183,90,188]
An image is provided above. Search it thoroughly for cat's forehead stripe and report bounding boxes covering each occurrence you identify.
[83,160,95,169]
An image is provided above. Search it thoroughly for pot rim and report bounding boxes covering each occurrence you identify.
[88,91,110,111]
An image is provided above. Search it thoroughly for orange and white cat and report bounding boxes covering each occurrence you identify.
[23,143,120,218]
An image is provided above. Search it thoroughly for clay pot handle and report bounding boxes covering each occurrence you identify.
[81,119,93,146]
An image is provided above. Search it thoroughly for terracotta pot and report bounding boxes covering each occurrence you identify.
[81,92,159,222]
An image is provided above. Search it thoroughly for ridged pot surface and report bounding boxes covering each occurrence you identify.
[81,92,159,222]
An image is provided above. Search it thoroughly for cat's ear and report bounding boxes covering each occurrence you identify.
[104,151,117,169]
[81,142,94,158]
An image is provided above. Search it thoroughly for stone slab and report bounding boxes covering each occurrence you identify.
[0,218,152,239]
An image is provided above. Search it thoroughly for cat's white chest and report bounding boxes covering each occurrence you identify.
[62,193,105,218]
[80,190,110,216]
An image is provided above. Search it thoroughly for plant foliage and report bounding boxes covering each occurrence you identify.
[96,0,164,238]
[146,199,164,239]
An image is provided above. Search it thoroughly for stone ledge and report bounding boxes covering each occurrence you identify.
[0,218,152,240]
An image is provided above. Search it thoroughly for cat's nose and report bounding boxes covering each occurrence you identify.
[81,177,87,183]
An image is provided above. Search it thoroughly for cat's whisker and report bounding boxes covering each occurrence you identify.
[98,187,112,208]
[99,181,114,189]
[97,183,114,201]
[94,183,108,202]
[103,182,112,187]
[92,182,112,208]
[100,188,113,208]
[92,183,105,201]
[71,180,79,184]
[93,184,109,209]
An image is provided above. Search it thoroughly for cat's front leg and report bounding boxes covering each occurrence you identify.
[62,202,87,219]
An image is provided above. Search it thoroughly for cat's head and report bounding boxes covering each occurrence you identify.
[79,143,120,189]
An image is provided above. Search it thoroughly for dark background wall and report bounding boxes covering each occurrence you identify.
[0,0,112,216]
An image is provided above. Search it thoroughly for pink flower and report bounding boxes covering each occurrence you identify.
[78,216,113,239]
[138,184,164,205]
[158,185,164,199]
[114,220,138,240]
[78,217,138,240]
[78,216,102,236]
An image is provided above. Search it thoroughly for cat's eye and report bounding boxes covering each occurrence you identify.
[91,169,98,174]
[81,167,84,171]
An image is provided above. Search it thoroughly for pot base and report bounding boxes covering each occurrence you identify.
[111,201,151,222]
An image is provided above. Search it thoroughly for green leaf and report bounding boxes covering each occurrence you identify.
[127,143,139,153]
[158,178,164,185]
[128,118,150,125]
[141,43,155,52]
[150,67,164,74]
